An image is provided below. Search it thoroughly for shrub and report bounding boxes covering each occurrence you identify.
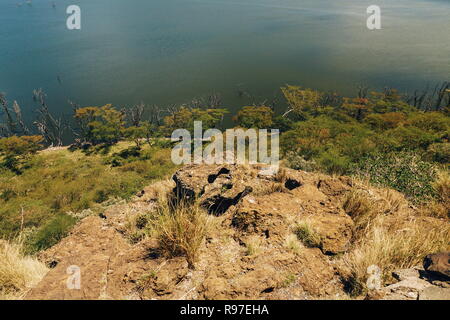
[382,126,440,151]
[407,112,449,133]
[0,135,43,173]
[426,142,450,163]
[233,106,273,129]
[74,104,124,145]
[284,151,318,172]
[317,149,351,175]
[25,214,77,254]
[281,85,322,119]
[364,112,407,131]
[353,152,437,201]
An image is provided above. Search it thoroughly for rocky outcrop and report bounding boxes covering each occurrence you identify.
[173,164,354,254]
[25,164,447,300]
[380,267,450,300]
[423,252,450,280]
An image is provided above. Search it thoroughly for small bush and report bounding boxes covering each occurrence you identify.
[353,152,437,202]
[426,142,450,164]
[0,135,43,173]
[24,214,77,254]
[284,151,318,172]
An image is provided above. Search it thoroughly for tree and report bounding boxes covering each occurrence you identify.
[123,123,151,148]
[33,89,65,146]
[0,93,29,137]
[233,106,273,129]
[162,106,228,134]
[281,85,322,119]
[74,104,125,145]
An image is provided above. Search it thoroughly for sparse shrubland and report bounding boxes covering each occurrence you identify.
[0,84,449,300]
[0,142,176,254]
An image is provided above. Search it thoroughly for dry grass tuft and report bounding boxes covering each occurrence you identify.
[340,214,450,295]
[243,235,264,256]
[294,220,322,248]
[274,167,288,183]
[253,182,286,196]
[284,234,302,254]
[432,170,450,216]
[433,170,450,201]
[151,201,211,269]
[343,188,405,240]
[0,240,48,300]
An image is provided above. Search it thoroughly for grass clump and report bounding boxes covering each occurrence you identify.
[284,234,302,254]
[340,214,450,295]
[280,272,297,288]
[0,240,48,299]
[24,214,77,254]
[294,221,322,248]
[150,201,211,269]
[243,235,263,256]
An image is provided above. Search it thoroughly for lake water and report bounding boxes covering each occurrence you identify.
[0,0,449,123]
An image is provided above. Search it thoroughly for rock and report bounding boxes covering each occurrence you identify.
[306,213,353,255]
[392,268,422,281]
[423,252,450,280]
[419,286,450,300]
[173,164,256,215]
[382,278,432,300]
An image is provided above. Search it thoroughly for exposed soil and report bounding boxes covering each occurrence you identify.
[25,164,448,300]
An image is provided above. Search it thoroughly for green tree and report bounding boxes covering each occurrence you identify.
[74,104,125,145]
[233,106,273,129]
[162,107,228,134]
[281,85,322,119]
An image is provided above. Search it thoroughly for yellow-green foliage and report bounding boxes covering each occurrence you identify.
[0,142,176,253]
[0,135,43,173]
[233,106,274,129]
[162,106,228,134]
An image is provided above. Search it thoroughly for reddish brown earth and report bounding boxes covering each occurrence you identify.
[25,164,449,300]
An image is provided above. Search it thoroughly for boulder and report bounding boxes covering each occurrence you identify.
[423,252,450,280]
[419,286,450,300]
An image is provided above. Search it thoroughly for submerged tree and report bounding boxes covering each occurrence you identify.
[0,93,29,137]
[33,89,65,146]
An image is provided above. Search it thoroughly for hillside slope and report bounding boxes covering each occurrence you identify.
[26,164,449,300]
